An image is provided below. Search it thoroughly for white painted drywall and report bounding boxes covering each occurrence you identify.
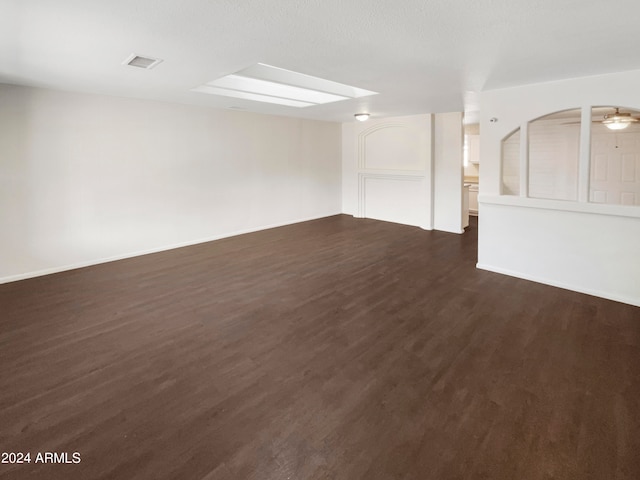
[0,84,341,282]
[433,112,464,233]
[478,69,640,307]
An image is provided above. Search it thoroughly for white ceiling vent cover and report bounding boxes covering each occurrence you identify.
[192,63,377,108]
[123,54,163,69]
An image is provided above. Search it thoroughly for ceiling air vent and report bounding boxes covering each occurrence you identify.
[123,54,163,70]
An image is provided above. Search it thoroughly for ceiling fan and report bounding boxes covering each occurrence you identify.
[600,108,640,130]
[561,107,640,130]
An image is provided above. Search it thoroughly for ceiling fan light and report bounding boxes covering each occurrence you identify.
[602,108,638,130]
[605,121,631,130]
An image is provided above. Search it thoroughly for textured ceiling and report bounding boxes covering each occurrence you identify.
[2,0,640,122]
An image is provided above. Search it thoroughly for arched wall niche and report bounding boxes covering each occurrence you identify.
[346,114,436,231]
[357,122,427,171]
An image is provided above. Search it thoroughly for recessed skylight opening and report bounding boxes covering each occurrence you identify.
[192,63,377,108]
[123,54,163,70]
[192,85,315,108]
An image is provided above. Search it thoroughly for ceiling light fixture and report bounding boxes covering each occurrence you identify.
[193,63,377,108]
[354,113,370,122]
[602,108,639,130]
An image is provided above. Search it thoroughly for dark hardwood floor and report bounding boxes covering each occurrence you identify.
[1,215,639,480]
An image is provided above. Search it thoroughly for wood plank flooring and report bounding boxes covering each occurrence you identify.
[1,215,639,480]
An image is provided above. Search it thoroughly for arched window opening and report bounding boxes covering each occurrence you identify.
[500,106,640,206]
[528,109,581,201]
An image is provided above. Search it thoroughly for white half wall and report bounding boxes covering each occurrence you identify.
[479,199,640,306]
[0,84,342,282]
[479,70,640,307]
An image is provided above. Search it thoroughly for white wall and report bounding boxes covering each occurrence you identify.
[478,69,640,307]
[0,84,341,282]
[434,112,464,233]
[342,113,463,233]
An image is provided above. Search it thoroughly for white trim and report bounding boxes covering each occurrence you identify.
[428,113,435,230]
[519,121,529,197]
[0,212,341,284]
[578,105,592,202]
[479,194,640,219]
[476,263,640,308]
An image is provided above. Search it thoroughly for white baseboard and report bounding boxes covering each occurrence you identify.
[476,263,640,308]
[0,212,341,284]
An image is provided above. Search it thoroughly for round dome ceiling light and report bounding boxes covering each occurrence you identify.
[354,113,370,122]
